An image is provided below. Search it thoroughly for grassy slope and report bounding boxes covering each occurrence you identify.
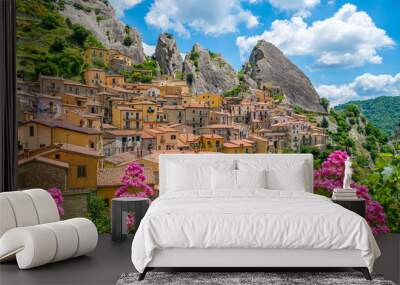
[16,0,102,81]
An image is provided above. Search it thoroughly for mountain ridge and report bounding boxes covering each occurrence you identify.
[335,96,400,135]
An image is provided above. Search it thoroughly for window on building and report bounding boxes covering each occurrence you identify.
[55,154,60,159]
[29,126,34,136]
[90,142,95,148]
[171,135,176,140]
[77,165,87,178]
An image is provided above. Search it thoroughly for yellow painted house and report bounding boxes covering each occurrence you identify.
[195,92,223,109]
[223,140,253,154]
[18,120,103,152]
[112,105,142,130]
[200,134,224,152]
[84,68,106,87]
[105,74,125,87]
[43,144,103,190]
[84,47,109,66]
[131,101,158,128]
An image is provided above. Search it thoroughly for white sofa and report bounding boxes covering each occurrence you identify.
[0,189,98,269]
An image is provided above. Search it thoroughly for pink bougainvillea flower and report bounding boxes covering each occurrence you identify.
[314,150,389,234]
[47,187,64,216]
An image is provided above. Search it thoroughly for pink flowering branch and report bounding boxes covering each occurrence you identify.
[314,150,389,234]
[47,187,64,216]
[114,163,154,232]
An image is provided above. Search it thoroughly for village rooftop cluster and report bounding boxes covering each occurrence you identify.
[16,47,327,217]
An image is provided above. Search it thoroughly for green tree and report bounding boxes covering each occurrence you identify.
[68,24,90,47]
[49,38,66,53]
[86,193,110,234]
[321,117,329,128]
[41,14,60,29]
[123,36,133,47]
[320,97,329,111]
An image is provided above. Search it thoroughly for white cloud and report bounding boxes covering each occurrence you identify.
[142,42,156,57]
[109,0,142,18]
[247,0,319,17]
[236,4,395,67]
[317,73,400,105]
[267,0,319,11]
[145,0,259,38]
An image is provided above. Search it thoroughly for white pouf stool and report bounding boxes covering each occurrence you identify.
[0,189,98,269]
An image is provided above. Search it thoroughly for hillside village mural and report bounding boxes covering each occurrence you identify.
[16,0,399,234]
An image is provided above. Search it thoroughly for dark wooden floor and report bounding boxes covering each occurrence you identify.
[1,234,398,285]
[0,235,135,285]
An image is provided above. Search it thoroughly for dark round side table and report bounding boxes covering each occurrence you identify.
[111,197,150,242]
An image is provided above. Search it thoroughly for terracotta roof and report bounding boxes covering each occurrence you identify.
[203,124,239,130]
[132,100,156,105]
[18,156,69,169]
[202,134,224,139]
[97,167,155,187]
[55,144,103,157]
[162,105,185,110]
[102,124,118,130]
[106,129,141,136]
[22,120,102,135]
[105,152,139,165]
[184,102,208,108]
[178,133,199,143]
[229,140,253,147]
[140,131,155,139]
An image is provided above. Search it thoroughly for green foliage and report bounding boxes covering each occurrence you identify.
[35,48,85,78]
[293,106,317,123]
[175,71,183,80]
[321,116,329,128]
[49,37,66,53]
[223,84,246,97]
[41,14,60,29]
[125,24,131,34]
[68,24,89,47]
[123,36,133,46]
[336,96,400,135]
[320,97,329,111]
[366,156,400,233]
[186,73,194,85]
[126,59,158,83]
[164,32,173,39]
[86,192,111,234]
[208,51,218,59]
[189,51,200,71]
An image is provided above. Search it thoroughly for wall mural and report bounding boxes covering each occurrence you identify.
[15,0,399,234]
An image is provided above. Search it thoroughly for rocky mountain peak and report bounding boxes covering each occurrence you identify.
[182,44,239,95]
[59,0,145,64]
[154,33,183,77]
[244,40,325,113]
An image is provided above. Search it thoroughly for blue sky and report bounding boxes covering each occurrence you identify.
[111,0,400,105]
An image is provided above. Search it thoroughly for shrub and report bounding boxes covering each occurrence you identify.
[41,14,60,29]
[86,193,110,234]
[49,38,66,53]
[123,36,133,47]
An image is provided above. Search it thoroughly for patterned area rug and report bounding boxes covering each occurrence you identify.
[116,272,395,285]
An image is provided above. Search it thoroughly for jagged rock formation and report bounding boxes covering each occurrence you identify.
[154,33,183,77]
[182,43,239,95]
[59,0,145,64]
[243,40,325,113]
